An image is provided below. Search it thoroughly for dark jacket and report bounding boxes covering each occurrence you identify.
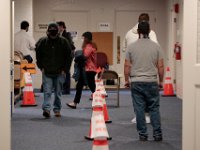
[72,50,87,85]
[62,30,75,57]
[35,36,72,75]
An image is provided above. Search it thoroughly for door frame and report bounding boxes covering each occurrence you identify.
[182,0,200,149]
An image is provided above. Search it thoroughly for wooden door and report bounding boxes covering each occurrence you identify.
[92,32,113,65]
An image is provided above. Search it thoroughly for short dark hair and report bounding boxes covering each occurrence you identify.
[82,32,92,41]
[138,21,150,38]
[57,21,66,29]
[47,22,59,31]
[138,13,150,23]
[20,21,29,30]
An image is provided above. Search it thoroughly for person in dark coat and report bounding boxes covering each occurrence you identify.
[35,22,72,118]
[57,21,76,95]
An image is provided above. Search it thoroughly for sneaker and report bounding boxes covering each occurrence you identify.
[131,117,136,123]
[145,115,151,124]
[131,115,151,124]
[43,110,50,118]
[154,135,163,141]
[139,135,148,141]
[54,111,61,117]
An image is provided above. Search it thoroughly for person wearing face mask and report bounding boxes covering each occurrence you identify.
[35,22,72,118]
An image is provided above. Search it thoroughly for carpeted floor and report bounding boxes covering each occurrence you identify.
[12,90,182,150]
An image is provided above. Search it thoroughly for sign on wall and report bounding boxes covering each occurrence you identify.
[35,23,48,32]
[98,22,111,31]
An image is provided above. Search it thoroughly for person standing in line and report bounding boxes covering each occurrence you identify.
[124,21,164,141]
[35,23,72,118]
[123,13,158,124]
[57,21,76,95]
[14,20,36,63]
[67,32,97,109]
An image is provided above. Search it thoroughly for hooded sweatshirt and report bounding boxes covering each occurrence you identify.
[122,23,158,52]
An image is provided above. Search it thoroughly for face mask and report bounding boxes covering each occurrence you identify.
[49,29,58,37]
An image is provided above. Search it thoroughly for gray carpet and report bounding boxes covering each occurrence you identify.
[12,90,182,150]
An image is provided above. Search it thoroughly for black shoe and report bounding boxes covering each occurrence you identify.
[139,135,148,141]
[66,102,77,109]
[43,110,50,118]
[154,135,163,141]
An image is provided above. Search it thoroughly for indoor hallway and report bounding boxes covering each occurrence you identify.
[12,90,182,150]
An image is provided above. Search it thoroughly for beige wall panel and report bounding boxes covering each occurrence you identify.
[0,0,11,150]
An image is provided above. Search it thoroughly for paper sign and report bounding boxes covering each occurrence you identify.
[98,22,111,31]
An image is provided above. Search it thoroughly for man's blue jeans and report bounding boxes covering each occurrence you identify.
[131,82,162,137]
[42,72,65,113]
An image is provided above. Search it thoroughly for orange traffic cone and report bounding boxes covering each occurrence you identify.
[95,80,107,96]
[162,67,176,97]
[85,107,105,141]
[21,83,37,106]
[103,99,112,124]
[85,107,112,141]
[84,120,94,141]
[92,138,109,150]
[21,72,37,106]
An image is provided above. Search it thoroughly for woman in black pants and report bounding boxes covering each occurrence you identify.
[67,32,97,109]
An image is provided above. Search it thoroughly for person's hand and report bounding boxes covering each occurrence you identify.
[124,81,130,88]
[159,82,163,90]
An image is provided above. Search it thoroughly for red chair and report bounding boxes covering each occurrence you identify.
[96,52,120,107]
[96,52,109,69]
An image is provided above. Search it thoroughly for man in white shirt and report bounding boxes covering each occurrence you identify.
[123,13,158,52]
[14,21,36,63]
[123,13,159,124]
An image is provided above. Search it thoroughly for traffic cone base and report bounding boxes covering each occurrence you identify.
[21,91,37,107]
[93,139,109,150]
[84,135,94,141]
[21,83,37,107]
[162,84,176,96]
[103,104,112,124]
[85,136,112,141]
[105,120,112,124]
[85,120,93,141]
[162,67,176,97]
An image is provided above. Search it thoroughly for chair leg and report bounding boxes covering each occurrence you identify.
[117,79,120,107]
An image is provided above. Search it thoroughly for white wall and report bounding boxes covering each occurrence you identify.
[14,0,38,87]
[166,0,183,98]
[0,0,11,149]
[32,0,168,88]
[14,0,34,34]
